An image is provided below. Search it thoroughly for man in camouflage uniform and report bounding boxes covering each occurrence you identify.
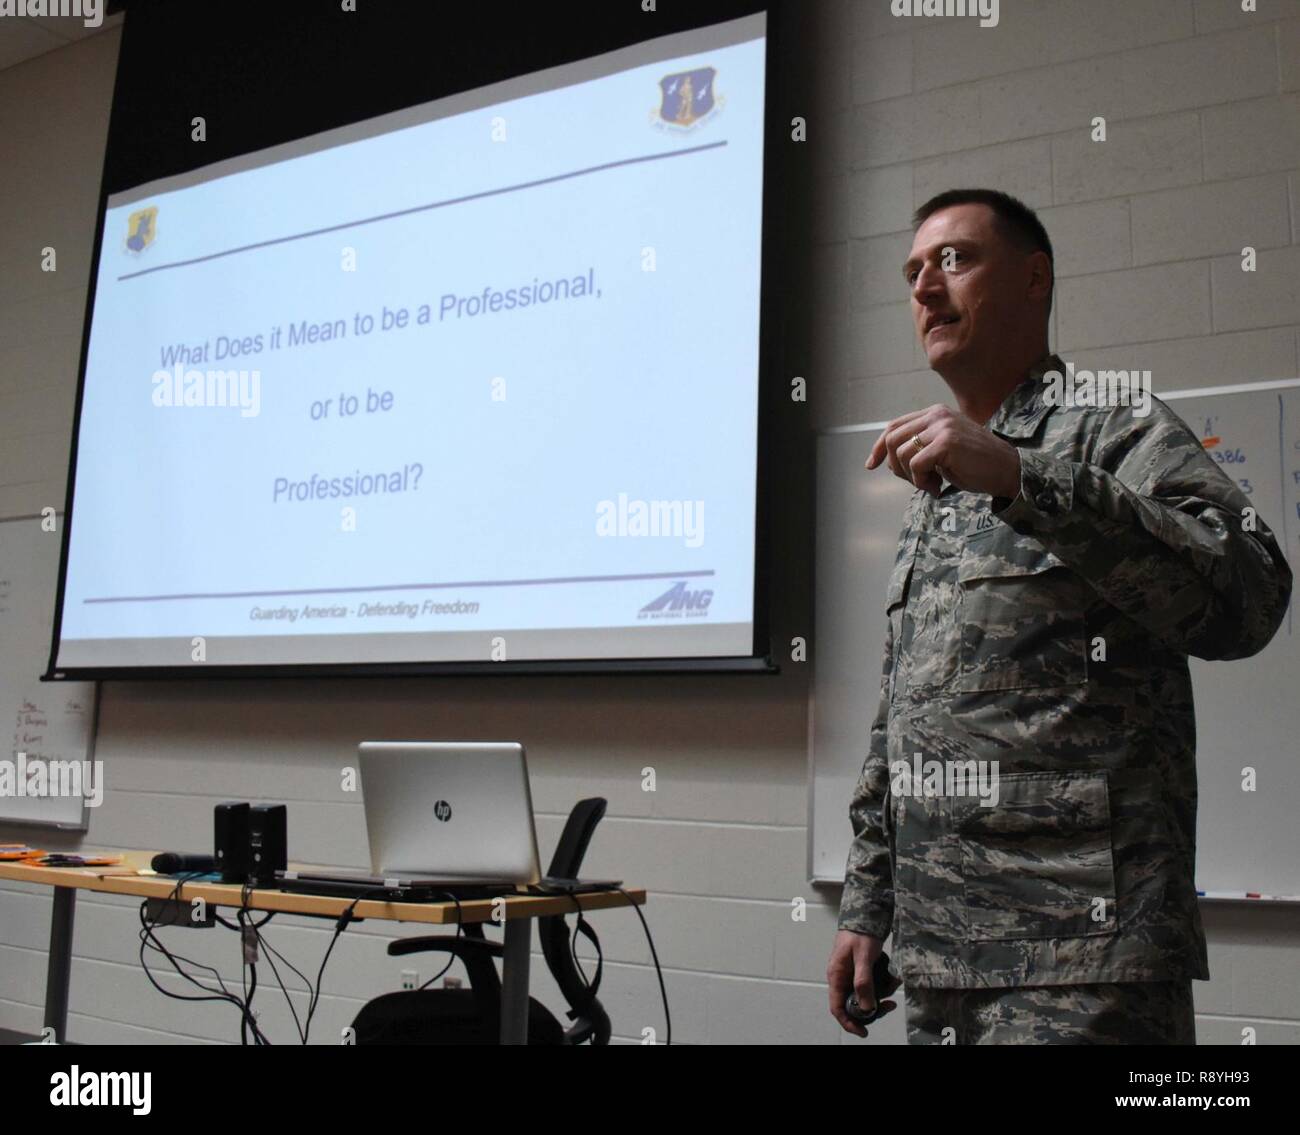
[826,189,1293,1044]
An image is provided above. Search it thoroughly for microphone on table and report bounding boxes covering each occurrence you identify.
[150,852,216,874]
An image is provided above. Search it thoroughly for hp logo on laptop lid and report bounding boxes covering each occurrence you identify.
[434,799,452,822]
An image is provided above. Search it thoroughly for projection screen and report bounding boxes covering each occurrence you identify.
[50,12,769,674]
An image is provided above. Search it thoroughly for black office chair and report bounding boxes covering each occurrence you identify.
[350,797,612,1044]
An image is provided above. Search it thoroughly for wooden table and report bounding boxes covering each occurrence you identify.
[0,851,644,1044]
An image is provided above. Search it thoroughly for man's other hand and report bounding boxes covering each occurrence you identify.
[828,929,897,1037]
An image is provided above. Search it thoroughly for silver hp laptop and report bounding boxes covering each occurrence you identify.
[279,741,541,897]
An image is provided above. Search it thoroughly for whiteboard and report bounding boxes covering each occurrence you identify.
[810,380,1300,899]
[0,516,97,830]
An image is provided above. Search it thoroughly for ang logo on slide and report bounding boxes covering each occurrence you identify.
[125,206,157,254]
[651,66,723,132]
[638,580,713,620]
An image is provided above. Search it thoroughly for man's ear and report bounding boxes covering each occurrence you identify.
[1026,250,1053,304]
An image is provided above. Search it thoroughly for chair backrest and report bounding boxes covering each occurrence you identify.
[546,796,606,877]
[538,797,612,1044]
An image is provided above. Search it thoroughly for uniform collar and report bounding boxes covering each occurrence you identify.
[986,353,1063,440]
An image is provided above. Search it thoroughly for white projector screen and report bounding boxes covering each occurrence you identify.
[52,13,768,672]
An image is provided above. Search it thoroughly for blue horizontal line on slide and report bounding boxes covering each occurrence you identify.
[83,568,717,604]
[116,140,728,282]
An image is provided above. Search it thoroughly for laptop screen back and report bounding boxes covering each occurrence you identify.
[357,741,541,882]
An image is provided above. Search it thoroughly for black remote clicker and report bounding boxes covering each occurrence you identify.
[845,950,900,1025]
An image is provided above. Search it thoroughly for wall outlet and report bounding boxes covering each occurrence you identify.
[400,970,418,991]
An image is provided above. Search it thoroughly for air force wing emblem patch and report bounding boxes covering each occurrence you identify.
[653,67,722,131]
[125,206,157,253]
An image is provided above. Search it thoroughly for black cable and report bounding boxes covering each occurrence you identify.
[239,926,249,1044]
[139,872,233,990]
[567,899,598,994]
[253,930,310,1044]
[236,879,271,1044]
[545,890,604,1043]
[140,873,240,1001]
[206,876,328,1045]
[212,886,302,1040]
[138,904,249,1010]
[303,895,364,1044]
[237,883,253,1044]
[616,886,670,1046]
[416,890,466,991]
[138,910,239,1000]
[552,890,603,1007]
[246,962,262,1044]
[140,872,371,1045]
[137,872,259,1037]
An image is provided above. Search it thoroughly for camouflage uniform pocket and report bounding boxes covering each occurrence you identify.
[955,544,1087,692]
[957,771,1118,941]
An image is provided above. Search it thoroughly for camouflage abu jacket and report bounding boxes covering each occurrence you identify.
[837,354,1293,988]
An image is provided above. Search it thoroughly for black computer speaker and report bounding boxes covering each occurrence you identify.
[214,801,250,884]
[248,804,287,887]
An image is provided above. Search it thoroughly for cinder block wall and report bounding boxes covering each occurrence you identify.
[807,0,1300,1044]
[1,1,1297,1045]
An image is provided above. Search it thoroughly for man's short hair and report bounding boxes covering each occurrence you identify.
[913,188,1054,312]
